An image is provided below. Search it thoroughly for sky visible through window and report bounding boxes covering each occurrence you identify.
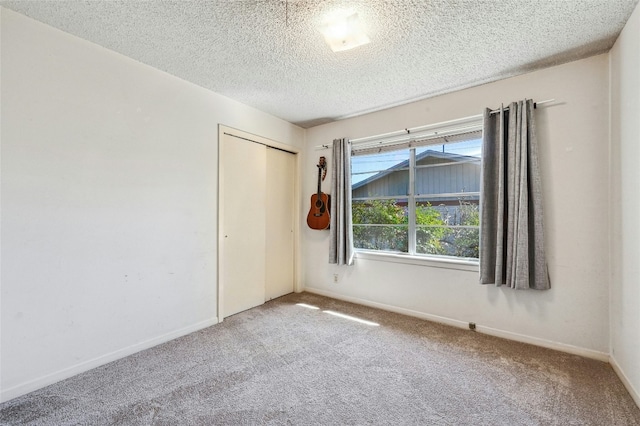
[351,139,482,185]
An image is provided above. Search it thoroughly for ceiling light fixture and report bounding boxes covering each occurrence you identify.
[320,12,370,52]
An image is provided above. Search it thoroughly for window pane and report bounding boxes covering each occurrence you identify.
[352,149,409,197]
[415,195,479,258]
[349,124,482,260]
[352,199,408,253]
[415,139,481,196]
[416,225,479,258]
[422,139,482,157]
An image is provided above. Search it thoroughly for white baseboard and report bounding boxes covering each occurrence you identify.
[303,287,609,362]
[610,355,640,409]
[1,317,218,403]
[304,286,470,328]
[476,324,609,362]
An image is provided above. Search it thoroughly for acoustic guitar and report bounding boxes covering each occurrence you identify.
[307,157,331,230]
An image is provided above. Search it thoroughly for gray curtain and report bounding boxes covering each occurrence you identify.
[480,100,550,290]
[329,138,354,265]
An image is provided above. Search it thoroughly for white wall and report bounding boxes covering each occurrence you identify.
[303,54,611,359]
[3,2,637,406]
[0,8,304,402]
[610,2,640,406]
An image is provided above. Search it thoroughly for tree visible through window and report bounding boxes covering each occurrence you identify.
[351,138,481,260]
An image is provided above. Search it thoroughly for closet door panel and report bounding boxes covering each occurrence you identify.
[220,134,266,318]
[265,147,295,300]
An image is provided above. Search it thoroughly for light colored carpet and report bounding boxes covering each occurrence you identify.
[1,292,639,425]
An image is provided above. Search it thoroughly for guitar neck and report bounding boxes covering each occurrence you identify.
[317,166,322,196]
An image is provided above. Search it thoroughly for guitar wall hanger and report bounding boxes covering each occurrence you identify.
[307,156,331,230]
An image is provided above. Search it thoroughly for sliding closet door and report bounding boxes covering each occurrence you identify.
[265,147,295,300]
[220,134,266,318]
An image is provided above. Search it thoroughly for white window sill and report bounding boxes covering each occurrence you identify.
[355,250,479,272]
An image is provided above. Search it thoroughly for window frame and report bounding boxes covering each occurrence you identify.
[350,118,482,269]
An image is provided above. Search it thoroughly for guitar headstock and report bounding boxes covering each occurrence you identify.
[318,156,327,181]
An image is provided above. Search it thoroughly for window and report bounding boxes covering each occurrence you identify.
[350,119,482,261]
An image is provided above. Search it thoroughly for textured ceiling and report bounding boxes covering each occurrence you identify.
[1,0,638,128]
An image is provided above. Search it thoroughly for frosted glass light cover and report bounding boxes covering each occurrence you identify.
[321,13,370,52]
